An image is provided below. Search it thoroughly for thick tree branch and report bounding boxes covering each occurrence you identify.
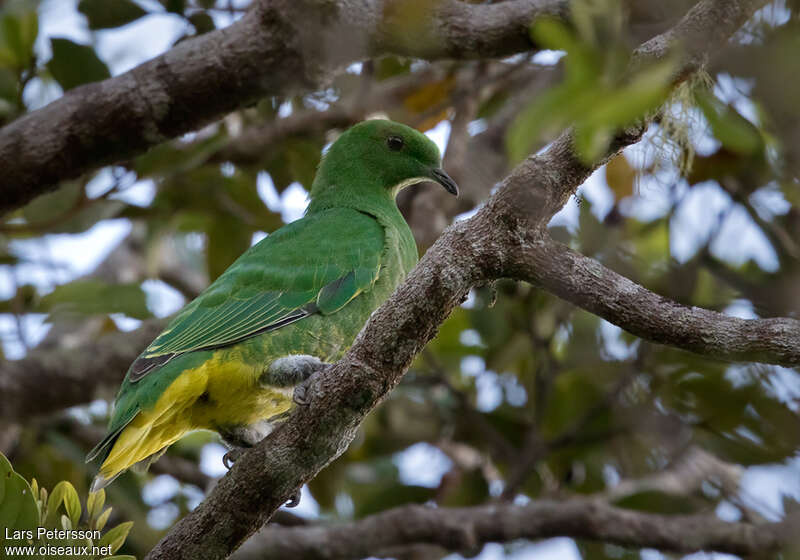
[232,498,793,560]
[145,2,772,558]
[0,0,568,215]
[511,238,800,366]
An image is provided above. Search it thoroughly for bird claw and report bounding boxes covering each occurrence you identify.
[292,362,329,407]
[285,488,301,508]
[293,379,314,406]
[222,448,245,470]
[293,383,308,406]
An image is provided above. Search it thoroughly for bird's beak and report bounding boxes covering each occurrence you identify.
[429,168,459,196]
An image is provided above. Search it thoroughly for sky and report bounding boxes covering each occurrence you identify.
[1,2,799,558]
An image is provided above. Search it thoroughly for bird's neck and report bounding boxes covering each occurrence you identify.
[308,175,419,275]
[307,178,405,229]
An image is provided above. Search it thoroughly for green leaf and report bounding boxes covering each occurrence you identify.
[0,7,38,70]
[87,488,105,521]
[99,521,133,554]
[510,19,673,163]
[439,468,490,507]
[586,65,672,130]
[613,491,698,514]
[78,0,147,29]
[285,139,322,190]
[575,59,674,162]
[21,181,82,225]
[162,0,186,13]
[0,453,40,536]
[47,38,110,91]
[574,123,614,164]
[0,67,17,102]
[46,480,81,525]
[354,483,435,518]
[63,483,81,527]
[695,90,763,155]
[506,82,594,163]
[531,18,601,84]
[374,56,412,81]
[3,474,40,533]
[541,368,605,438]
[0,450,12,504]
[530,18,581,53]
[206,217,252,281]
[96,507,112,531]
[188,12,215,34]
[39,279,152,319]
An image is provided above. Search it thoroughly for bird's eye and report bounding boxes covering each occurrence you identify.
[387,135,404,151]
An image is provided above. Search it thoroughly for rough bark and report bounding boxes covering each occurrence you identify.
[230,446,782,560]
[513,238,800,366]
[0,0,568,215]
[144,2,775,558]
[232,499,793,560]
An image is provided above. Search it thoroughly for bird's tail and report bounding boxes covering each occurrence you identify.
[89,405,191,490]
[88,364,210,490]
[90,447,168,492]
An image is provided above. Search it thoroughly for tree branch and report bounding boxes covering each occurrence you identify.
[600,446,743,501]
[510,237,800,366]
[232,498,792,560]
[0,0,568,215]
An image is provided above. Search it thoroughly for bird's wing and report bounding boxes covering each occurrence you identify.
[127,208,384,383]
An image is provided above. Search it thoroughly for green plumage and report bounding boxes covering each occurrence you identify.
[143,208,386,360]
[87,119,458,488]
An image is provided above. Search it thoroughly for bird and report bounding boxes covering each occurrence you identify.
[86,119,459,495]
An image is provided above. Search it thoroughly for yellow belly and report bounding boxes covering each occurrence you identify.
[98,353,292,482]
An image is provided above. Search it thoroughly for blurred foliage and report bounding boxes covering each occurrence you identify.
[0,1,799,559]
[47,37,110,91]
[77,0,146,30]
[507,0,676,163]
[0,452,135,559]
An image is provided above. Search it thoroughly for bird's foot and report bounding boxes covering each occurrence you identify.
[285,487,301,508]
[264,355,329,387]
[222,447,245,470]
[292,362,330,406]
[293,380,311,406]
[293,373,322,406]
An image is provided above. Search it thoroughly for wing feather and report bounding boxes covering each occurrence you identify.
[128,209,384,383]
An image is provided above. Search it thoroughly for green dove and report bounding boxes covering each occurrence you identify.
[87,119,459,492]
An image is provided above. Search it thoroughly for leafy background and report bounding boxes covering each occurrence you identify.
[0,450,135,560]
[1,0,799,559]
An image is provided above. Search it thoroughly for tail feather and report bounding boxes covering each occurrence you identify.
[131,447,167,474]
[90,440,168,491]
[90,471,121,493]
[86,414,136,464]
[89,360,211,486]
[92,403,193,485]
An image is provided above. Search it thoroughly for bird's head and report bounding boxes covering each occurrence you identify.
[309,119,459,211]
